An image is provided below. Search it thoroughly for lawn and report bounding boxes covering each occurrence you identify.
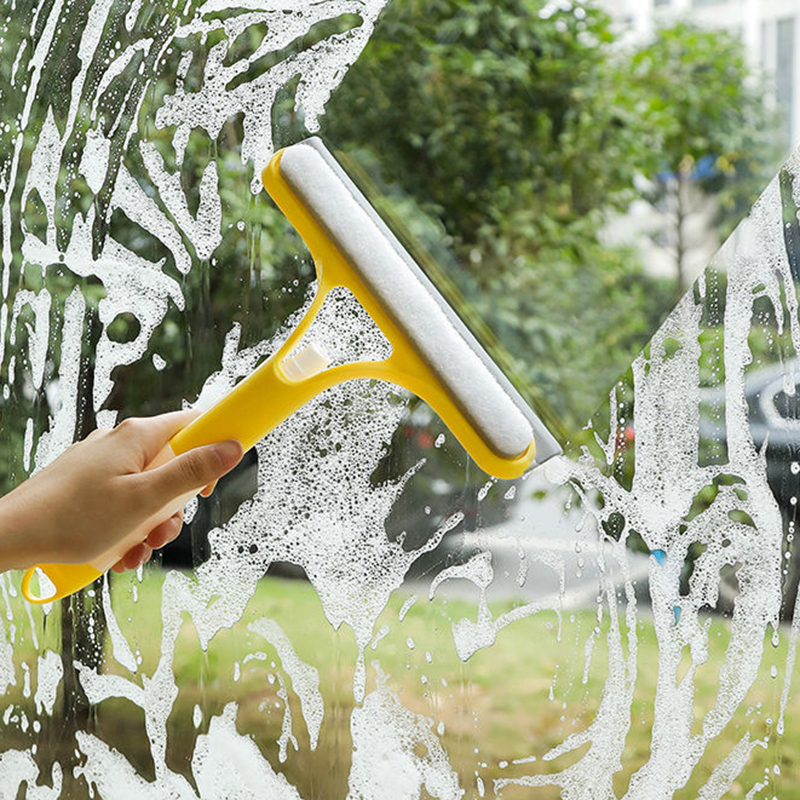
[0,570,797,799]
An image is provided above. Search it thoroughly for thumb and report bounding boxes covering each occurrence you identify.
[143,440,244,506]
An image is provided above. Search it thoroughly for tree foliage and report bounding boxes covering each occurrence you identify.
[324,0,655,267]
[318,4,782,430]
[629,22,783,293]
[322,1,678,429]
[631,22,780,192]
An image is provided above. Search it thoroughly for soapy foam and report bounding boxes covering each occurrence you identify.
[192,704,304,799]
[0,0,798,796]
[0,749,62,800]
[347,668,462,800]
[430,552,562,662]
[289,285,392,368]
[516,173,791,798]
[64,285,461,794]
[0,618,13,697]
[248,617,323,751]
[0,0,396,793]
[158,1,386,190]
[101,574,138,674]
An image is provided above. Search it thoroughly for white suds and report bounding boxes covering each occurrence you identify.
[347,668,463,800]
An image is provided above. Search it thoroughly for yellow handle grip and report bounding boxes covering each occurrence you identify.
[21,562,104,604]
[21,445,188,604]
[170,351,330,456]
[20,341,336,604]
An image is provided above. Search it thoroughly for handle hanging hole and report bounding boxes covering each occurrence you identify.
[23,567,57,603]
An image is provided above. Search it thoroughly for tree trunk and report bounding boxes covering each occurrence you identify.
[675,171,686,300]
[59,581,106,731]
[59,306,107,737]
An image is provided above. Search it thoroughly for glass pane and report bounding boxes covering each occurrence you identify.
[0,2,799,799]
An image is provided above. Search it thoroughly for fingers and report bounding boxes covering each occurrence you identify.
[112,541,153,573]
[112,511,184,574]
[145,511,184,549]
[140,439,244,507]
[200,479,218,498]
[115,409,202,464]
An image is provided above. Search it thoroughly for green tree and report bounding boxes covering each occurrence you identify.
[322,0,673,430]
[631,22,783,296]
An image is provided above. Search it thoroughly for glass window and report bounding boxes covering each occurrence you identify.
[0,2,798,798]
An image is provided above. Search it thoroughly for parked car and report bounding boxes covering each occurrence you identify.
[699,361,800,506]
[699,360,800,617]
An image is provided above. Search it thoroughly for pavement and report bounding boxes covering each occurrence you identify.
[407,463,652,610]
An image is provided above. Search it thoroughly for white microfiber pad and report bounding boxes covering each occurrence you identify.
[280,139,559,462]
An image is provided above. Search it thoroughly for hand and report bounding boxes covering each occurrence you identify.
[0,410,244,574]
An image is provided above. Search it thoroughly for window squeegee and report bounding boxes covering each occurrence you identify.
[22,137,561,604]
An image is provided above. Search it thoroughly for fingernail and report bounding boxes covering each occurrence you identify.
[212,439,244,469]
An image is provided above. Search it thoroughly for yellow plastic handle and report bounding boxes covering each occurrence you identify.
[21,563,104,604]
[21,444,185,604]
[19,338,345,604]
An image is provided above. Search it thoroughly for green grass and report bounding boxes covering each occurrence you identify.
[1,571,798,798]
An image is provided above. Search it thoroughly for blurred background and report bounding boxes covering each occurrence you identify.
[3,1,800,797]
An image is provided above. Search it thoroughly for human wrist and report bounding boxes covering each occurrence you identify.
[0,491,41,571]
